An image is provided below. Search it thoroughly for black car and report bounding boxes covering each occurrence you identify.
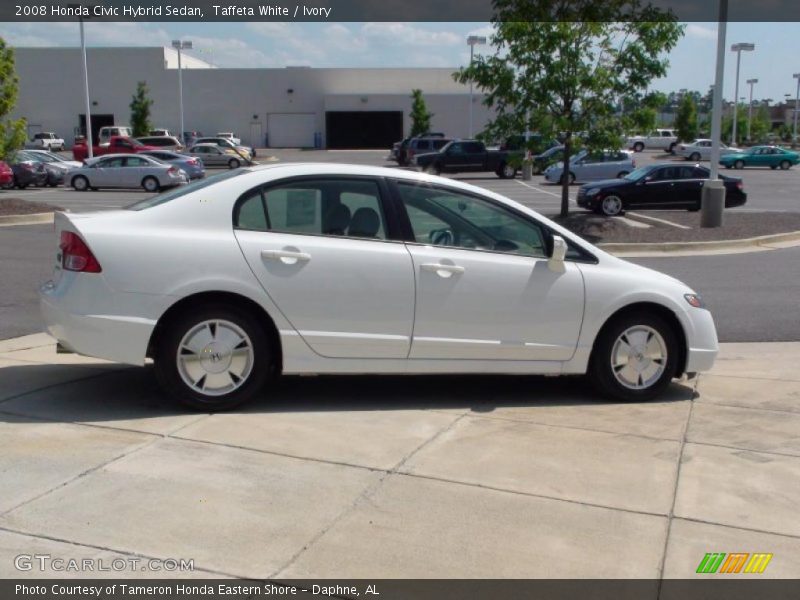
[9,158,48,189]
[576,163,747,216]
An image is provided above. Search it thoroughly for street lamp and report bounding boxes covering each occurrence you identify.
[172,40,193,143]
[793,73,800,146]
[746,79,758,142]
[466,35,486,138]
[730,42,755,145]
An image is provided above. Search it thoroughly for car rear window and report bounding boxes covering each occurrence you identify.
[126,170,246,210]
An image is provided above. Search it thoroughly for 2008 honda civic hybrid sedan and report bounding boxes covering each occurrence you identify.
[40,163,718,411]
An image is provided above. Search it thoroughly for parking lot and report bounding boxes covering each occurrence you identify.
[2,147,800,583]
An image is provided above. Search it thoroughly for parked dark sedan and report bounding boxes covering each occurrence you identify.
[9,157,48,189]
[577,163,747,216]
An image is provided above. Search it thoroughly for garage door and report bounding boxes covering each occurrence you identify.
[267,113,316,148]
[326,111,403,149]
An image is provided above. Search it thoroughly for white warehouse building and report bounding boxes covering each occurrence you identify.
[12,46,493,149]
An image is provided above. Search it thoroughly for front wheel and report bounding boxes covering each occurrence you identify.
[690,152,701,161]
[734,160,745,170]
[228,158,241,169]
[142,176,160,192]
[560,172,576,185]
[600,195,624,216]
[154,305,273,411]
[633,142,644,153]
[589,312,679,402]
[780,160,791,170]
[71,175,89,191]
[668,143,677,154]
[498,163,516,179]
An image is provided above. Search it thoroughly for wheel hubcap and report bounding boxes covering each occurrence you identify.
[611,325,667,390]
[603,196,622,215]
[504,165,515,177]
[177,320,254,396]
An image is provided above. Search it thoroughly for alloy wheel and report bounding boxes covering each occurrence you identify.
[610,325,668,390]
[601,195,623,216]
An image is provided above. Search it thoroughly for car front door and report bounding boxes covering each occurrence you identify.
[394,181,585,361]
[442,142,469,171]
[91,157,124,187]
[234,177,415,359]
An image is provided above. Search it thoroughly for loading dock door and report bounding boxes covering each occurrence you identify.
[267,113,316,148]
[326,111,403,149]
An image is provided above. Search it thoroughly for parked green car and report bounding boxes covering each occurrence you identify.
[719,146,799,170]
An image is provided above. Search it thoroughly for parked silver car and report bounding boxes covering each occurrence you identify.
[68,154,187,192]
[676,139,740,161]
[544,150,636,184]
[140,150,205,180]
[186,143,249,169]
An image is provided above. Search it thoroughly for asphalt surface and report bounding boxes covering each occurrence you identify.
[2,221,798,343]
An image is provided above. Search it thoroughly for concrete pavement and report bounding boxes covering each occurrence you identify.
[0,333,798,580]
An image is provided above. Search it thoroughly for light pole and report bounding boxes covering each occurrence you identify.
[68,4,94,158]
[730,42,755,146]
[793,73,800,147]
[172,40,192,143]
[746,79,758,142]
[702,0,727,228]
[466,35,486,138]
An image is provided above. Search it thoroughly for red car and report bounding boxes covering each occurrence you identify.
[72,136,157,162]
[0,160,13,188]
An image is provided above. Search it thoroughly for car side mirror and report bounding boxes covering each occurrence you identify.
[548,235,567,264]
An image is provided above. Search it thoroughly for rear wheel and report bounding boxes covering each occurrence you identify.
[734,160,745,170]
[498,163,516,179]
[600,195,624,217]
[228,158,241,169]
[780,160,791,170]
[589,311,679,402]
[633,142,644,153]
[142,176,160,192]
[561,172,576,185]
[154,304,273,411]
[690,152,701,161]
[668,142,677,154]
[71,175,89,191]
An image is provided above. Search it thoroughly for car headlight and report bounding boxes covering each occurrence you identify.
[684,293,705,309]
[585,188,600,197]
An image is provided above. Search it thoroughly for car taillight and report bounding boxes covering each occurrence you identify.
[59,231,102,273]
[736,181,743,190]
[168,166,178,174]
[187,158,197,165]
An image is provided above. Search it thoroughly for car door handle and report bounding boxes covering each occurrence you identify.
[260,249,311,265]
[421,263,465,278]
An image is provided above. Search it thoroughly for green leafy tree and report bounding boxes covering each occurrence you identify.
[455,2,683,217]
[674,94,698,142]
[626,91,668,134]
[0,38,27,160]
[748,105,771,143]
[409,89,433,137]
[129,81,153,137]
[722,104,748,145]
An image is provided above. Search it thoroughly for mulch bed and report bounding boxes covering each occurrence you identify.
[553,211,800,244]
[0,197,63,216]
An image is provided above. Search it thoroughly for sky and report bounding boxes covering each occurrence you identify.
[0,21,798,102]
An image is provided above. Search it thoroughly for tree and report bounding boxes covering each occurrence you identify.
[674,94,698,142]
[0,37,27,160]
[129,81,153,137]
[455,2,683,217]
[722,104,748,145]
[409,89,433,137]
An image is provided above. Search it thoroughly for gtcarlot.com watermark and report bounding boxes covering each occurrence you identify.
[14,554,194,573]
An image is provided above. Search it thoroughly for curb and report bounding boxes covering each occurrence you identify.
[599,230,800,257]
[0,212,54,227]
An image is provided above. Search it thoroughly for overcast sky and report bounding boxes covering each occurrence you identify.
[1,21,797,102]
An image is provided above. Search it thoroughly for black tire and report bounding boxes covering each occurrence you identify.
[71,175,89,191]
[154,304,273,411]
[690,152,701,161]
[599,194,624,217]
[734,160,744,170]
[228,158,241,169]
[770,165,777,170]
[429,162,442,176]
[560,172,576,185]
[498,162,516,179]
[780,160,791,170]
[589,311,679,402]
[633,142,644,153]
[668,142,677,154]
[142,176,160,192]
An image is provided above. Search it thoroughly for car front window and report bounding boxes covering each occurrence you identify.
[623,166,654,181]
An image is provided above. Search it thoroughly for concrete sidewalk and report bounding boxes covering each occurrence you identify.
[0,333,798,580]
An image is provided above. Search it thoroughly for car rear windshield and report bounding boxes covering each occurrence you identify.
[126,169,247,211]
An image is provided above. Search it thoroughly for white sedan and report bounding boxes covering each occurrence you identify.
[676,139,740,161]
[40,164,718,410]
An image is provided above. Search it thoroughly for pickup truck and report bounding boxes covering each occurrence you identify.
[412,140,519,179]
[26,132,65,151]
[72,136,157,162]
[626,129,678,153]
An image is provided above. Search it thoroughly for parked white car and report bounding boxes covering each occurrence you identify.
[27,132,65,151]
[626,129,678,153]
[40,164,718,410]
[216,132,241,145]
[676,139,740,161]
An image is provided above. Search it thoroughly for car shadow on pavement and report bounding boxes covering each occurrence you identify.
[0,363,695,425]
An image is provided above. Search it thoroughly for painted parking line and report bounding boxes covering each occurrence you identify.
[627,212,692,230]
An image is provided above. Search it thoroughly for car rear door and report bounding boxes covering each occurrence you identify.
[393,181,585,361]
[234,177,415,359]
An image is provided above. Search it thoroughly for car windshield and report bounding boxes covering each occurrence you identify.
[126,169,246,211]
[623,166,655,181]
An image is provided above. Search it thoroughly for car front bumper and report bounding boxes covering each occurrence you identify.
[681,305,719,374]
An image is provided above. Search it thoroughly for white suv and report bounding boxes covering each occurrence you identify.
[28,132,65,151]
[626,129,678,153]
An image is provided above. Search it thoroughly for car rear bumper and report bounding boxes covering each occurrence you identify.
[39,277,158,366]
